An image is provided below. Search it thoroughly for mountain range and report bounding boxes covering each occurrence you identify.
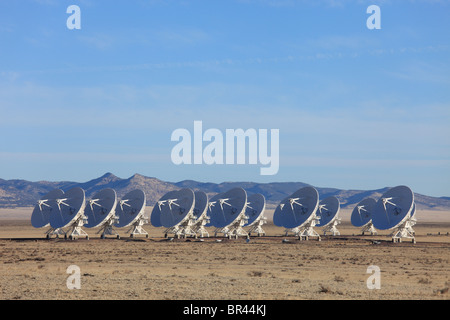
[1,172,449,211]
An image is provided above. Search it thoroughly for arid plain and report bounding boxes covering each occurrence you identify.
[0,207,449,300]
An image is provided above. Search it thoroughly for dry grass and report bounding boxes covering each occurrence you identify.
[0,218,449,300]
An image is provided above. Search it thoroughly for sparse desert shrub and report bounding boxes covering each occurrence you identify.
[434,287,449,295]
[248,271,263,277]
[418,278,431,284]
[318,284,332,293]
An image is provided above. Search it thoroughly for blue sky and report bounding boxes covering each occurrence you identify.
[0,0,449,197]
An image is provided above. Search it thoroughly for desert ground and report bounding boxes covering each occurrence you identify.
[0,207,449,300]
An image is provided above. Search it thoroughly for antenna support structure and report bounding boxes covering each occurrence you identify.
[284,216,321,241]
[322,217,341,236]
[128,215,149,238]
[390,216,417,243]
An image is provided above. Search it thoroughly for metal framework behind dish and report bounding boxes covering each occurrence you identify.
[247,215,267,236]
[163,211,197,239]
[163,219,196,239]
[316,196,341,236]
[97,214,120,238]
[361,222,378,236]
[286,218,321,241]
[322,217,341,236]
[191,212,210,238]
[125,212,148,238]
[390,203,417,243]
[214,212,249,239]
[351,198,378,236]
[67,215,89,240]
[190,191,210,238]
[245,194,267,237]
[163,204,210,239]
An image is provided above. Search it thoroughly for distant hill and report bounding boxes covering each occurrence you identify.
[173,180,450,210]
[1,173,449,211]
[0,173,177,209]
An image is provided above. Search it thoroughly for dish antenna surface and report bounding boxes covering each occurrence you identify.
[372,185,416,243]
[244,193,267,237]
[273,186,320,240]
[316,196,341,236]
[151,188,197,238]
[31,189,66,238]
[351,198,377,235]
[207,187,249,239]
[85,188,119,239]
[116,189,148,238]
[48,187,89,240]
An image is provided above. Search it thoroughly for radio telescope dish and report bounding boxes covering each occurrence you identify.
[208,187,248,239]
[351,198,377,235]
[150,198,163,228]
[273,186,320,240]
[31,189,66,238]
[85,189,117,228]
[192,191,210,238]
[152,188,197,238]
[372,186,414,230]
[372,185,416,243]
[85,188,119,239]
[160,188,194,228]
[116,189,148,238]
[316,196,341,236]
[193,191,208,221]
[244,193,267,237]
[32,189,64,228]
[48,187,89,240]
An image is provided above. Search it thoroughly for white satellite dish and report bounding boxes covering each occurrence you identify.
[372,185,416,243]
[273,186,320,240]
[31,189,66,238]
[116,189,148,238]
[351,198,377,235]
[150,197,163,228]
[85,188,119,239]
[151,188,196,238]
[191,191,210,238]
[160,189,194,228]
[316,196,341,236]
[48,187,89,240]
[207,187,249,239]
[244,193,267,237]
